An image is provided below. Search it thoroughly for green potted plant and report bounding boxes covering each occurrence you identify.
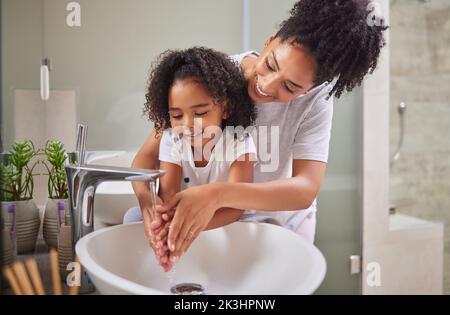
[0,140,41,254]
[41,140,68,248]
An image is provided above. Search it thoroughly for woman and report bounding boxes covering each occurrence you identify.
[130,0,387,266]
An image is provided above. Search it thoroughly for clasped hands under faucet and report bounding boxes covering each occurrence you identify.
[140,183,221,272]
[147,205,178,271]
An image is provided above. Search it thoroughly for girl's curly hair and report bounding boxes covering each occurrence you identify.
[144,47,256,135]
[276,0,388,98]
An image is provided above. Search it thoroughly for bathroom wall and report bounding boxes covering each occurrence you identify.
[247,0,294,51]
[1,0,243,151]
[389,0,450,293]
[1,0,44,150]
[315,91,362,294]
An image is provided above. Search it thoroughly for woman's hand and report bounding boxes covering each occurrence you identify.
[160,183,223,258]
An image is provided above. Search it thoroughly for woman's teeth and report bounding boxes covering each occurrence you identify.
[255,78,271,98]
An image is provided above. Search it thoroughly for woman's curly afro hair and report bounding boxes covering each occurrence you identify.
[144,47,256,135]
[276,0,388,98]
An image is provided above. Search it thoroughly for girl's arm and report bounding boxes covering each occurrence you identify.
[150,161,181,271]
[205,154,254,230]
[158,161,182,203]
[131,129,163,239]
[131,129,161,202]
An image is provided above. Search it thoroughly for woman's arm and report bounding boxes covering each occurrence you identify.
[164,159,326,255]
[218,159,326,211]
[205,154,254,230]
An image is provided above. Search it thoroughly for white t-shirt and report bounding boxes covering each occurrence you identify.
[159,128,257,190]
[230,51,334,232]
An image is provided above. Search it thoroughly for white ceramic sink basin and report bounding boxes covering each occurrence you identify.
[76,222,326,295]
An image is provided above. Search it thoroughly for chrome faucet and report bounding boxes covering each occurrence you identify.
[65,124,165,293]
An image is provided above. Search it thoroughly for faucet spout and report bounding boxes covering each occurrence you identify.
[65,124,165,293]
[65,164,165,293]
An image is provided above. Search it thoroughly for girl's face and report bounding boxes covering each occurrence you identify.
[168,78,227,147]
[243,36,317,104]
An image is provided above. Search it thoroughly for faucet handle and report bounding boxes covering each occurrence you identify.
[75,124,88,166]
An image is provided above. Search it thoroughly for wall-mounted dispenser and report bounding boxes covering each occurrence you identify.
[40,58,51,101]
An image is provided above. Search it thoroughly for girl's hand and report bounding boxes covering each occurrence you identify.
[139,197,167,266]
[141,205,162,255]
[160,183,223,258]
[153,210,175,271]
[137,191,162,237]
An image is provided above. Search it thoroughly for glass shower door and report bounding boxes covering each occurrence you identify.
[389,0,450,294]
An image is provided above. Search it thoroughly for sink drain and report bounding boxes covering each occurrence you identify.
[170,283,205,295]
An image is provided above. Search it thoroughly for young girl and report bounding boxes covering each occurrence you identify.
[128,47,257,270]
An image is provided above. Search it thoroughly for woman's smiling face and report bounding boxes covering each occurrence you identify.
[243,36,317,104]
